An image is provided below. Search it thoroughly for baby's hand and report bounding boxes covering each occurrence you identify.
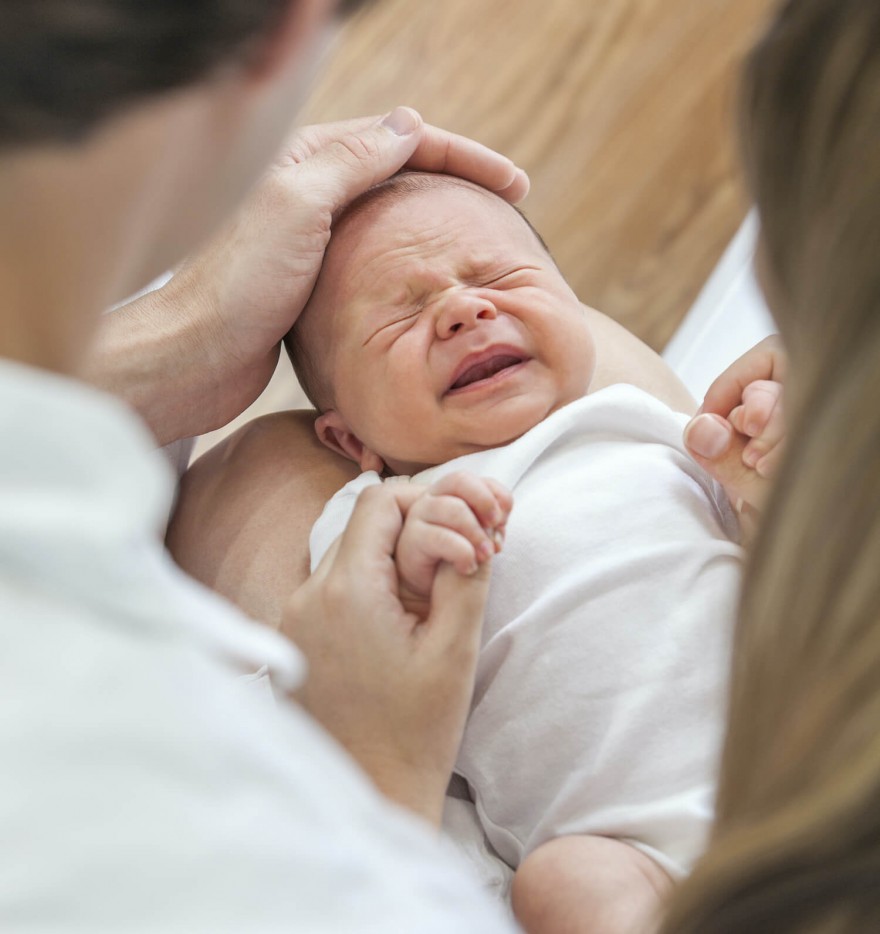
[684,336,786,540]
[728,379,785,480]
[396,472,513,617]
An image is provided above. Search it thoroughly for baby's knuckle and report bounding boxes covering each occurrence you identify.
[447,470,477,490]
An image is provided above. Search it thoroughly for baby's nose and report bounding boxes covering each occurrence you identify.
[435,291,498,338]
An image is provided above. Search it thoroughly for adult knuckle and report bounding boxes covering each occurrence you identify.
[337,133,382,168]
[323,573,350,609]
[358,484,387,507]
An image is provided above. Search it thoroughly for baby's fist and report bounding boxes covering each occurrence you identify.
[397,472,513,614]
[728,379,784,479]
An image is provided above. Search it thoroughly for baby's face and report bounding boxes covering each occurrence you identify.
[306,183,596,474]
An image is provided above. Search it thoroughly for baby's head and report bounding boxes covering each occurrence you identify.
[287,172,596,475]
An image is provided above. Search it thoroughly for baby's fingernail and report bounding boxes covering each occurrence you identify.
[467,561,480,576]
[685,414,731,459]
[478,541,494,561]
[492,529,505,552]
[743,446,761,468]
[381,106,419,136]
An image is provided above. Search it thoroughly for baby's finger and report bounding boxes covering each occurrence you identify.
[729,404,746,436]
[701,335,786,419]
[741,386,785,469]
[430,472,508,532]
[482,478,514,523]
[410,522,482,577]
[412,495,495,563]
[740,381,783,437]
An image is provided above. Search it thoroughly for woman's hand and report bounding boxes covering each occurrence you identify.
[91,109,529,445]
[683,336,786,537]
[281,483,495,827]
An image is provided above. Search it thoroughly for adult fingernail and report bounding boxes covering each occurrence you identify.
[381,106,419,136]
[685,414,731,459]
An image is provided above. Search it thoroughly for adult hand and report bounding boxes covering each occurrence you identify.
[93,109,529,445]
[683,336,786,531]
[282,483,493,827]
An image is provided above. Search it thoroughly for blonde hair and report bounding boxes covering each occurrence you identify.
[661,1,880,931]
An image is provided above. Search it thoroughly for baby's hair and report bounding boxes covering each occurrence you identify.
[285,171,554,411]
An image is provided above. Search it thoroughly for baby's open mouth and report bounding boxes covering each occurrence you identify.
[447,352,527,393]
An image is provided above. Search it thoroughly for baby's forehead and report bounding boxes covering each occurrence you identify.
[331,176,544,266]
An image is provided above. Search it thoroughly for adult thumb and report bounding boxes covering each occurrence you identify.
[426,561,491,661]
[299,107,423,212]
[684,413,770,514]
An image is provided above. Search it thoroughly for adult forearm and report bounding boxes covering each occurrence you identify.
[83,280,234,446]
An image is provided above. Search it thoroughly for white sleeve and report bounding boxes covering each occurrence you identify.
[309,470,385,571]
[2,602,515,933]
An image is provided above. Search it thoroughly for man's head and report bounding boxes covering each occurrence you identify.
[287,172,596,475]
[0,1,366,148]
[0,1,364,297]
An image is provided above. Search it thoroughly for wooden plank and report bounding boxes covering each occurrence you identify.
[301,0,777,349]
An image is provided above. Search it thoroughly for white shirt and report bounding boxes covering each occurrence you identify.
[0,360,513,932]
[312,387,743,880]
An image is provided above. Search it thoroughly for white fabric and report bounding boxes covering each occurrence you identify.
[0,360,514,933]
[311,386,743,880]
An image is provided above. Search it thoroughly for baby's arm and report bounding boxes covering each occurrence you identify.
[396,472,512,618]
[512,834,672,934]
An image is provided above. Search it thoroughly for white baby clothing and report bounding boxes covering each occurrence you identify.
[311,385,743,879]
[0,359,515,933]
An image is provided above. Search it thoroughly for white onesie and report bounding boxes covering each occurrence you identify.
[310,385,742,879]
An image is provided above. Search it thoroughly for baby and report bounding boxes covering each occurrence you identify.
[287,172,743,932]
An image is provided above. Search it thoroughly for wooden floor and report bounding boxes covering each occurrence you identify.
[194,0,778,456]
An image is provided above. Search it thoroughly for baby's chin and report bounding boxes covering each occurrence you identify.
[382,388,590,476]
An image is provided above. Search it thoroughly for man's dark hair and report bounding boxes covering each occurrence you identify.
[0,0,368,148]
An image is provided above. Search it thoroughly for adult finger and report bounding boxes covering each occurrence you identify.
[423,560,492,660]
[700,336,786,419]
[403,124,529,202]
[282,113,529,202]
[684,413,772,514]
[333,482,425,568]
[755,441,785,480]
[293,108,426,213]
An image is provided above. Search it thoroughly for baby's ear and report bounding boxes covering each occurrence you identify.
[314,411,385,474]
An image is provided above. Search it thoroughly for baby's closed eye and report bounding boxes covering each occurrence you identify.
[363,305,423,346]
[475,265,542,289]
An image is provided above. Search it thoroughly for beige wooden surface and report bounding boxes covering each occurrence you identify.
[194,0,777,458]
